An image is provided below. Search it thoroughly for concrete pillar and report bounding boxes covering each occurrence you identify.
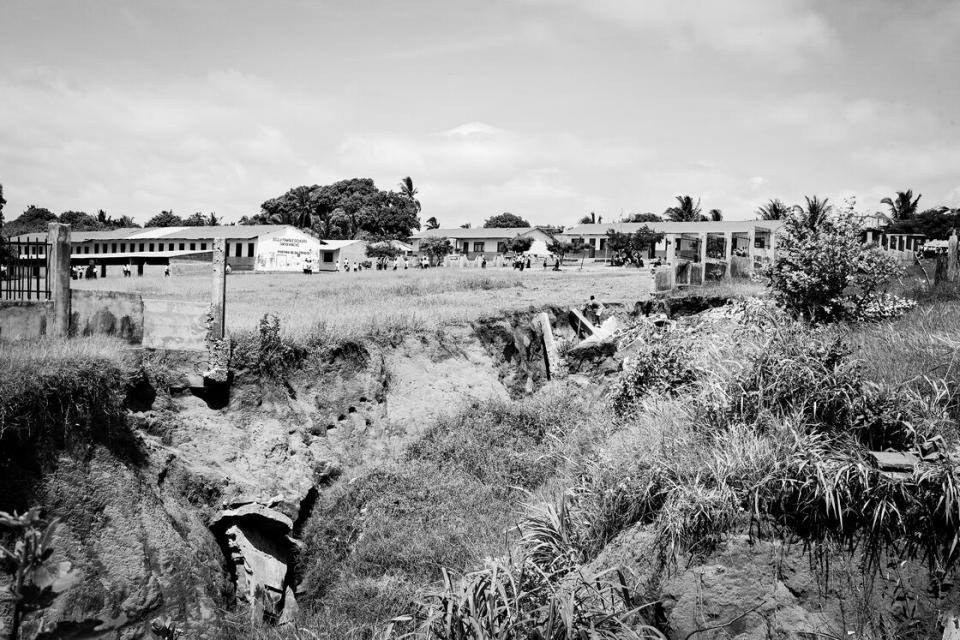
[723,231,733,280]
[210,238,227,340]
[665,233,676,264]
[48,223,71,337]
[747,229,757,275]
[698,232,707,264]
[533,312,563,381]
[949,232,959,283]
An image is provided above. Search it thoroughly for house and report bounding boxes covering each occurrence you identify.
[11,225,350,273]
[561,220,785,263]
[409,227,556,259]
[312,239,368,271]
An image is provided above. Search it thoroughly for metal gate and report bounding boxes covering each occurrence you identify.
[0,238,52,300]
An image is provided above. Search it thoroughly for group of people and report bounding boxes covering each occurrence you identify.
[70,264,98,280]
[512,255,533,271]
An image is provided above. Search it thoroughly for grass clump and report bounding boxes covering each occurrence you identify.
[408,387,598,494]
[297,461,513,605]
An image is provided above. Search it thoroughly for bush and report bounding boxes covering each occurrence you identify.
[765,205,904,322]
[612,328,696,416]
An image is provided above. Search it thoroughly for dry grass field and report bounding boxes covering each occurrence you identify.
[74,265,659,337]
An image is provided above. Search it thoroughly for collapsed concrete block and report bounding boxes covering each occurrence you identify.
[212,504,297,621]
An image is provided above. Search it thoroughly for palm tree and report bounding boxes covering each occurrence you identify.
[425,216,440,230]
[399,176,421,213]
[664,195,703,222]
[880,189,921,221]
[802,195,832,229]
[708,209,723,221]
[756,199,793,220]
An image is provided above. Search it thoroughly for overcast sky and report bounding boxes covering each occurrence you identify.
[1,0,958,227]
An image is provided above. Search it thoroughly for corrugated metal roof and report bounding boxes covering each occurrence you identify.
[562,220,785,236]
[11,224,305,243]
[410,227,552,240]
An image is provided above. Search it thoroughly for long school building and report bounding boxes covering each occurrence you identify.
[10,225,367,273]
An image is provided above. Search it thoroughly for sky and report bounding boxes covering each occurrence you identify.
[1,0,959,227]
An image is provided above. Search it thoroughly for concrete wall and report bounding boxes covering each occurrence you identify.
[0,300,54,341]
[142,298,209,350]
[70,289,144,343]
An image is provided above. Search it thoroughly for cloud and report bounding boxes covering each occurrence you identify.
[0,66,329,221]
[331,122,650,224]
[520,0,834,69]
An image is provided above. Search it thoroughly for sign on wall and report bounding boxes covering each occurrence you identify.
[255,229,321,272]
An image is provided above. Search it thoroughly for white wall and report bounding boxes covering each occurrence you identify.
[255,227,324,272]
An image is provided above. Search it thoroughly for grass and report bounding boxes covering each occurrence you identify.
[74,266,656,339]
[0,336,137,511]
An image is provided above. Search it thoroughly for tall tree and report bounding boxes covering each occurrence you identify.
[708,209,723,221]
[425,216,440,230]
[0,185,7,237]
[146,210,184,227]
[800,196,833,230]
[756,199,792,220]
[183,212,209,227]
[207,212,220,226]
[664,195,704,222]
[399,176,421,213]
[624,212,662,223]
[578,212,597,225]
[880,189,922,221]
[3,205,57,237]
[59,210,103,231]
[483,212,530,228]
[0,184,6,255]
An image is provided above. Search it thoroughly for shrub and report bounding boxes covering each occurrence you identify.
[612,328,696,416]
[765,204,904,322]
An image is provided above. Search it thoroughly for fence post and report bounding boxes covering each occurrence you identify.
[48,222,71,337]
[210,238,227,340]
[949,232,959,283]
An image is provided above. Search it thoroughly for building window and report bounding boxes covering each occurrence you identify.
[599,238,606,251]
[323,251,334,263]
[190,243,196,251]
[473,242,485,253]
[168,243,174,251]
[201,242,207,250]
[94,243,99,253]
[149,243,154,252]
[247,242,255,257]
[84,246,89,254]
[236,243,242,257]
[179,243,185,251]
[497,241,507,253]
[111,243,117,253]
[589,238,597,248]
[139,243,144,252]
